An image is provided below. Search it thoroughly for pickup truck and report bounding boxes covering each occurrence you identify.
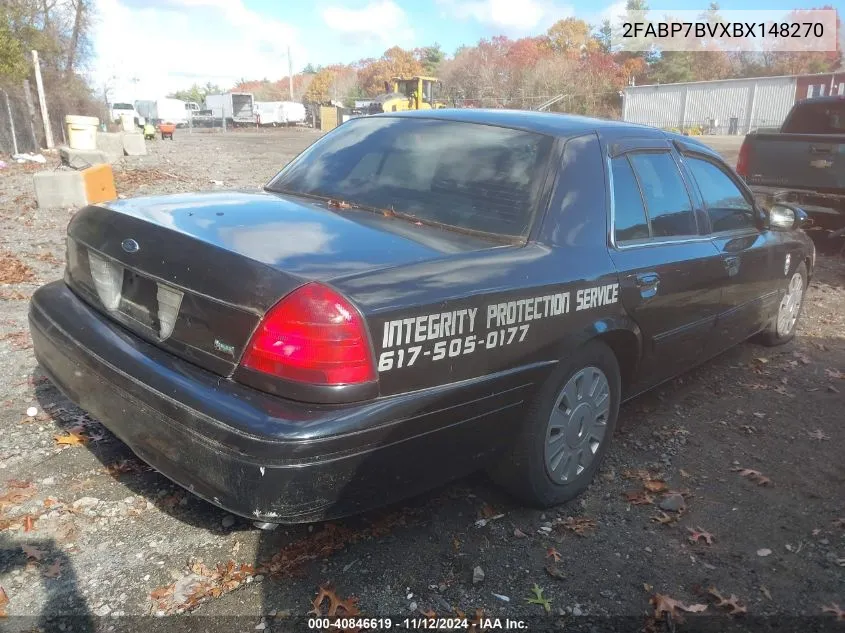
[737,96,844,228]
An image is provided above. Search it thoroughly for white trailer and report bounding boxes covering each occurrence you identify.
[254,101,306,126]
[135,98,190,127]
[205,93,255,126]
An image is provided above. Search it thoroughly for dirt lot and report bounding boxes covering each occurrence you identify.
[0,128,843,632]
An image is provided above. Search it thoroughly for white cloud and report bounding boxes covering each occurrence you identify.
[437,0,571,34]
[321,0,413,45]
[598,0,627,28]
[91,0,304,101]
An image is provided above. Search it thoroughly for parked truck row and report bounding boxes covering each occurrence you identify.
[109,92,307,129]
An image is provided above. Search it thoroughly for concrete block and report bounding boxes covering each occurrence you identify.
[122,132,147,156]
[33,170,87,209]
[59,146,109,169]
[96,132,124,163]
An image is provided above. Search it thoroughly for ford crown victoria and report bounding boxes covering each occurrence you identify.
[29,110,815,523]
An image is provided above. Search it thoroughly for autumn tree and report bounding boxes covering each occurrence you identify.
[356,46,423,96]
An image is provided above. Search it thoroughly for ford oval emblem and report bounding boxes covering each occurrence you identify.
[121,238,140,254]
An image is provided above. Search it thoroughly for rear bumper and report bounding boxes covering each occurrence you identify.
[29,281,536,523]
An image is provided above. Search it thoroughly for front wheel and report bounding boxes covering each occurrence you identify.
[489,340,621,507]
[757,261,807,346]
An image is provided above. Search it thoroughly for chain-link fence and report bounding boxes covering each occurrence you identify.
[0,82,43,155]
[629,117,785,136]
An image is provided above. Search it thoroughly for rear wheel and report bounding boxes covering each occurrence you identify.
[757,261,807,346]
[489,341,621,507]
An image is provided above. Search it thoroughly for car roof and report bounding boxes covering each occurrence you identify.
[373,108,664,138]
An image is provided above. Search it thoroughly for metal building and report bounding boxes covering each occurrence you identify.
[622,73,839,135]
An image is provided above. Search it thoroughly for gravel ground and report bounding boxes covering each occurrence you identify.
[0,128,843,632]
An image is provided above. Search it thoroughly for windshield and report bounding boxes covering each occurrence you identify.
[782,100,845,134]
[266,117,554,238]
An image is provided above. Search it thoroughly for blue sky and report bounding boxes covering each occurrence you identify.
[91,0,834,100]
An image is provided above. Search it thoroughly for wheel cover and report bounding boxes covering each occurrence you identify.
[545,366,610,484]
[776,271,804,337]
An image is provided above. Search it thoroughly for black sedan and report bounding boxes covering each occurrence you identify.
[29,110,815,523]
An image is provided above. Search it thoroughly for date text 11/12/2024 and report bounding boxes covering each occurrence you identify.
[377,283,620,373]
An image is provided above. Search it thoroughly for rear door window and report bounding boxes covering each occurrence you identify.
[685,156,755,233]
[611,156,649,242]
[628,152,697,238]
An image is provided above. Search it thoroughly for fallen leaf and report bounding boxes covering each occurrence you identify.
[732,468,771,486]
[54,430,87,446]
[650,594,707,622]
[624,490,655,505]
[707,587,747,616]
[327,199,351,210]
[757,548,772,557]
[513,528,527,539]
[753,357,770,364]
[555,516,597,536]
[22,515,36,533]
[546,547,561,562]
[525,583,551,613]
[651,511,678,525]
[834,518,845,529]
[760,586,772,601]
[825,368,844,380]
[310,585,359,618]
[807,429,830,441]
[21,545,44,561]
[643,583,653,593]
[545,564,564,581]
[793,351,811,365]
[42,561,61,578]
[644,479,668,493]
[0,586,7,617]
[822,604,845,621]
[687,527,714,545]
[479,504,497,519]
[420,608,436,619]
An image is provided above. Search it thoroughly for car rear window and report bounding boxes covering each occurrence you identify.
[782,101,845,134]
[266,117,554,238]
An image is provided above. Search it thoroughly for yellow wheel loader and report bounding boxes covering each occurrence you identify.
[368,76,447,114]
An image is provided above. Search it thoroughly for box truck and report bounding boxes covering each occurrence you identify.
[135,98,190,127]
[254,101,307,126]
[205,93,255,126]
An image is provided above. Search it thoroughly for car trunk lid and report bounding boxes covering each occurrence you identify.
[64,190,499,378]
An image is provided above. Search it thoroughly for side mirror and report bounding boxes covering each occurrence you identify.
[767,203,808,231]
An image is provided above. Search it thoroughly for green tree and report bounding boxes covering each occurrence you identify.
[415,43,445,75]
[302,63,317,74]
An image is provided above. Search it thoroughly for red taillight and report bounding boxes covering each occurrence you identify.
[240,283,376,386]
[736,138,750,177]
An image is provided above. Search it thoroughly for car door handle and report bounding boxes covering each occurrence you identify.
[635,272,660,298]
[809,145,833,154]
[723,256,739,276]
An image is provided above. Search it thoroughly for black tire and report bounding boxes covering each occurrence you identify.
[757,261,808,346]
[489,340,621,507]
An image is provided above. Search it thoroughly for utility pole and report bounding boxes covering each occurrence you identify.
[31,50,54,149]
[287,46,294,101]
